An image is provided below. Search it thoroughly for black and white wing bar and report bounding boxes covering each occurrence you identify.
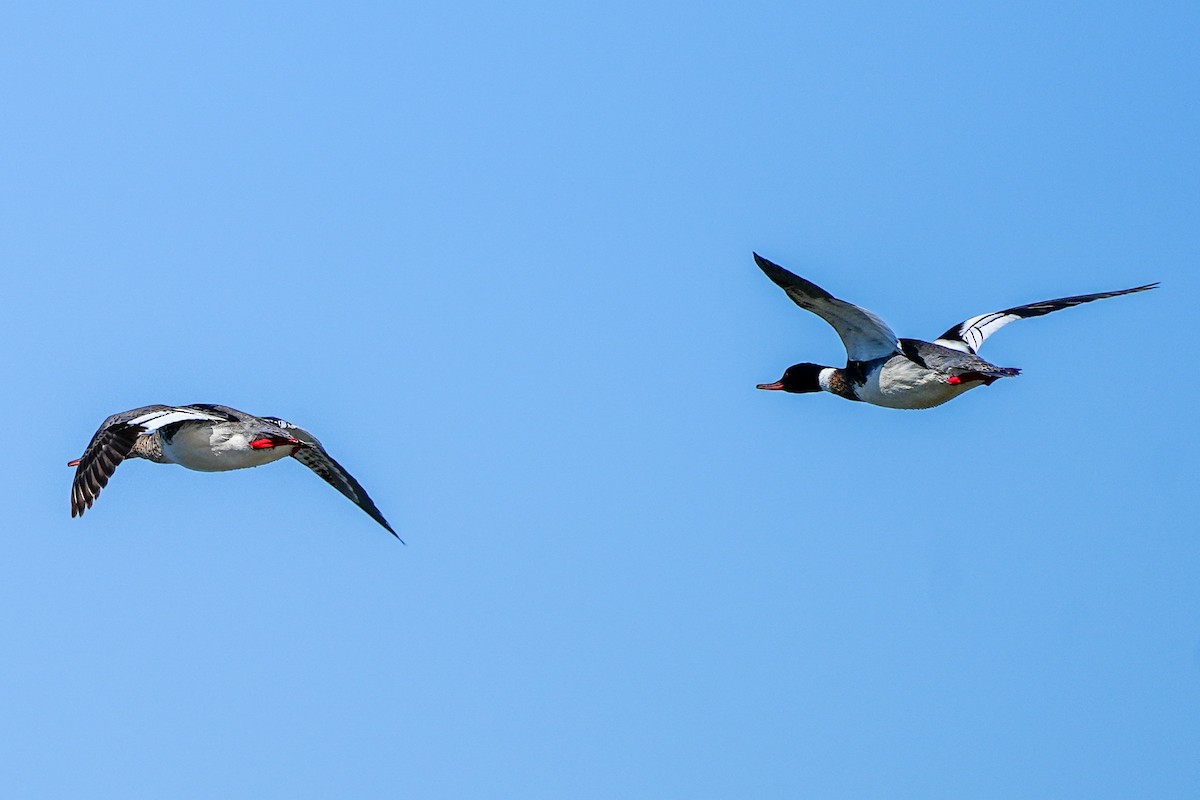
[934,283,1159,354]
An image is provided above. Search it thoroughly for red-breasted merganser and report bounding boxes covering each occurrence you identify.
[68,404,398,539]
[753,253,1156,409]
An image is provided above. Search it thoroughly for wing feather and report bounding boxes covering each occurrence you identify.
[69,405,230,517]
[934,283,1158,354]
[269,420,398,540]
[70,406,167,517]
[754,253,900,362]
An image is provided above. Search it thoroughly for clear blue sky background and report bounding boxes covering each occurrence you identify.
[1,2,1196,797]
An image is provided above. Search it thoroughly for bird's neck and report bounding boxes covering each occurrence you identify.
[820,367,861,402]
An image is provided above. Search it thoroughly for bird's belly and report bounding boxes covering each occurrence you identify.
[857,358,980,409]
[162,427,292,472]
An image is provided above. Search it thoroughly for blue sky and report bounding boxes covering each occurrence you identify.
[1,1,1197,797]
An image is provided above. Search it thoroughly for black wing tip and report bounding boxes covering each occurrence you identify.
[70,489,97,518]
[751,252,836,301]
[1096,282,1159,297]
[752,252,797,285]
[356,505,404,543]
[380,519,405,544]
[291,445,404,543]
[752,252,783,273]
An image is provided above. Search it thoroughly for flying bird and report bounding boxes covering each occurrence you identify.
[753,253,1156,409]
[68,404,399,539]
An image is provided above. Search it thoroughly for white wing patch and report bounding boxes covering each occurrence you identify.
[935,312,1022,354]
[126,407,226,431]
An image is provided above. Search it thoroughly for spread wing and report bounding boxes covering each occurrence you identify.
[754,253,900,362]
[934,283,1159,354]
[69,405,229,517]
[265,418,399,540]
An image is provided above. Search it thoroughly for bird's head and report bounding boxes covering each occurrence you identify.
[756,363,825,394]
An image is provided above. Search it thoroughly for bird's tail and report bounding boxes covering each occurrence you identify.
[951,366,1021,386]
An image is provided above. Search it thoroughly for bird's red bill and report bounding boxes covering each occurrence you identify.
[250,436,300,450]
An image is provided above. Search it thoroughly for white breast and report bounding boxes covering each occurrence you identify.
[161,424,293,472]
[855,356,981,409]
